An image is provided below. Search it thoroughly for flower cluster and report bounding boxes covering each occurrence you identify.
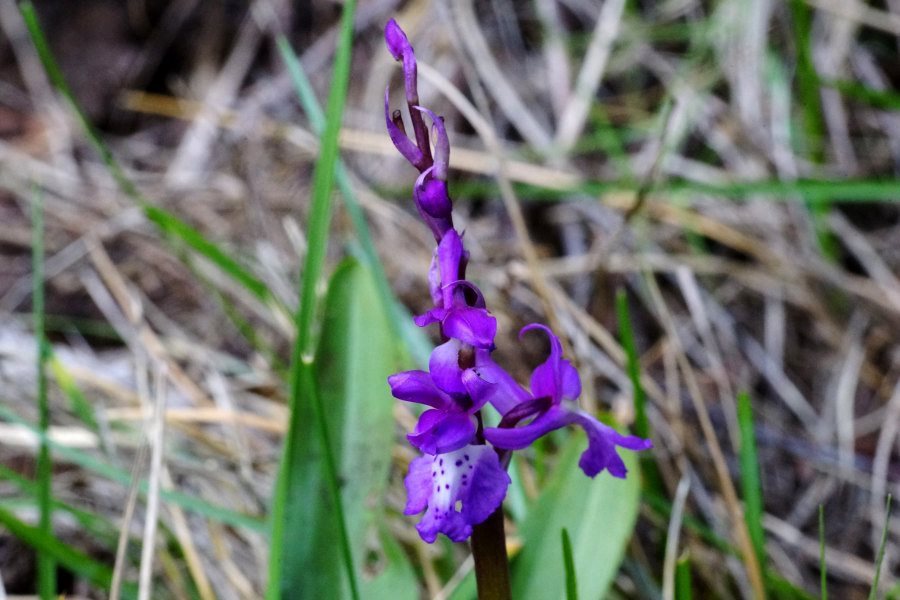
[384,19,652,544]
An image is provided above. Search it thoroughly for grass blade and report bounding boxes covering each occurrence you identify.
[267,1,359,598]
[448,177,900,205]
[18,2,271,303]
[0,506,137,599]
[561,528,578,600]
[787,0,836,259]
[0,464,118,546]
[869,494,893,600]
[275,34,432,367]
[31,185,56,599]
[737,391,767,573]
[675,553,692,600]
[616,289,648,438]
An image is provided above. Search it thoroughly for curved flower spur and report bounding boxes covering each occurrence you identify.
[384,19,652,544]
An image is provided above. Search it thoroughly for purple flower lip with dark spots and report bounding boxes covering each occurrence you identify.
[403,445,510,543]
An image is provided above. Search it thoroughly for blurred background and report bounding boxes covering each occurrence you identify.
[1,0,899,598]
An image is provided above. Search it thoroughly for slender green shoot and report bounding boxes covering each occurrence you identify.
[32,186,56,599]
[49,353,98,432]
[275,34,431,367]
[0,464,118,545]
[787,0,837,259]
[869,495,893,600]
[819,504,827,600]
[19,2,271,303]
[675,553,692,600]
[737,391,767,573]
[825,78,900,111]
[561,527,578,600]
[616,289,648,438]
[268,1,360,598]
[0,506,137,599]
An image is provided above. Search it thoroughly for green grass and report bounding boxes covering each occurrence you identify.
[275,34,431,367]
[0,506,137,599]
[267,1,360,598]
[869,495,893,600]
[31,185,56,599]
[442,177,900,206]
[737,392,767,574]
[675,553,692,600]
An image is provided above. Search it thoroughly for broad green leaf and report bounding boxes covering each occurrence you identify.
[278,259,416,599]
[512,435,641,600]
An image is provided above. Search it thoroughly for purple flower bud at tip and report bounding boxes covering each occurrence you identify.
[384,19,409,61]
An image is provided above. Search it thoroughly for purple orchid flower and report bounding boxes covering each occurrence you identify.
[384,18,652,545]
[388,366,484,455]
[484,324,653,478]
[403,444,510,543]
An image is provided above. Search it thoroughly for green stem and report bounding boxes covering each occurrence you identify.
[32,186,56,599]
[471,506,512,600]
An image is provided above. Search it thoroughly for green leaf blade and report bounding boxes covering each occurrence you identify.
[512,435,642,600]
[276,260,416,599]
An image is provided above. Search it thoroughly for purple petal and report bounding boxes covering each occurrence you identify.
[521,324,581,403]
[443,280,487,309]
[384,19,410,60]
[460,368,492,412]
[406,445,510,543]
[442,307,497,349]
[458,445,510,527]
[570,411,653,478]
[384,20,419,103]
[388,370,452,409]
[384,88,424,168]
[429,339,467,396]
[416,507,469,544]
[469,355,531,415]
[484,406,570,450]
[413,307,446,328]
[416,176,452,218]
[428,249,442,307]
[403,455,434,516]
[407,409,475,455]
[414,106,450,181]
[436,230,465,305]
[413,171,452,241]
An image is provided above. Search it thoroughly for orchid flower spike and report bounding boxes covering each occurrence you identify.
[383,17,652,545]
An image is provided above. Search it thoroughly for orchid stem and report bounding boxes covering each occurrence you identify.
[471,505,512,600]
